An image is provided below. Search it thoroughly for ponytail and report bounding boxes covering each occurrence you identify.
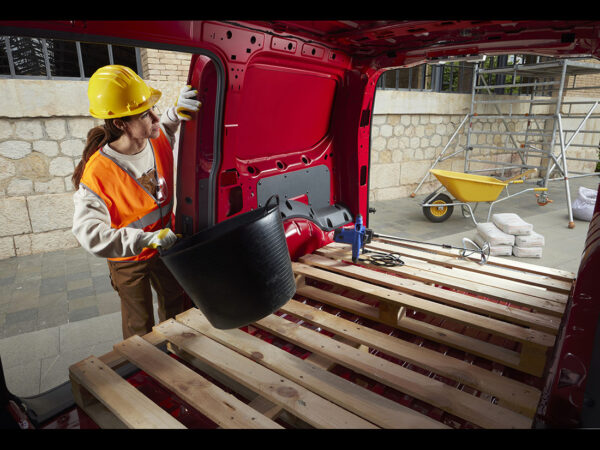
[72,119,125,189]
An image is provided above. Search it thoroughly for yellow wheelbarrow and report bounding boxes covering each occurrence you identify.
[421,168,550,225]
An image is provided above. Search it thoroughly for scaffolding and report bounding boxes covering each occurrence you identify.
[413,58,600,227]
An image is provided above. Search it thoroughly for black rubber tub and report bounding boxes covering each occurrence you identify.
[160,196,296,329]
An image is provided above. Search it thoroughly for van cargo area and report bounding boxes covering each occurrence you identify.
[1,20,599,430]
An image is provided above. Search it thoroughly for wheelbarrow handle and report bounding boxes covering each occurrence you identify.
[504,168,537,184]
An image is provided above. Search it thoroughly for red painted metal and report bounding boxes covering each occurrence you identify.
[283,218,334,262]
[538,183,600,427]
[1,19,600,429]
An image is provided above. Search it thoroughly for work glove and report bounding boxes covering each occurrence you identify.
[173,85,201,121]
[145,228,178,250]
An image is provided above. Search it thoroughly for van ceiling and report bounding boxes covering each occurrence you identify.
[243,20,600,65]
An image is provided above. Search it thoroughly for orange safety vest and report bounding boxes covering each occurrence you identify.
[80,129,174,262]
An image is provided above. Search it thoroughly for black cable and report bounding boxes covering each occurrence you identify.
[360,250,404,267]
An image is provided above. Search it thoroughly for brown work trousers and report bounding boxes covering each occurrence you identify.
[107,256,185,339]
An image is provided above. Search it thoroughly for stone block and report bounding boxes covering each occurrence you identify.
[60,139,84,158]
[68,118,95,140]
[15,153,48,179]
[29,229,79,254]
[371,136,387,152]
[380,124,393,137]
[0,140,31,159]
[0,236,15,260]
[43,118,67,140]
[49,157,74,177]
[400,160,431,185]
[27,193,74,233]
[370,163,400,189]
[0,119,14,137]
[0,197,31,236]
[34,178,65,194]
[13,234,32,256]
[7,178,33,196]
[0,157,16,180]
[33,140,59,157]
[393,124,405,136]
[372,115,387,126]
[15,120,44,140]
[0,79,89,118]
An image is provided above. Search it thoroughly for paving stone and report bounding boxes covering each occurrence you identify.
[68,305,99,323]
[5,307,37,324]
[66,277,92,292]
[39,276,66,296]
[66,269,92,282]
[67,285,96,301]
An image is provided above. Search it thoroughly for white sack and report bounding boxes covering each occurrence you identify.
[476,222,515,246]
[512,245,543,258]
[515,230,545,248]
[472,233,513,256]
[492,213,533,235]
[572,186,597,222]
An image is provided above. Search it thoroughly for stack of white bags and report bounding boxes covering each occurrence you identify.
[472,213,545,258]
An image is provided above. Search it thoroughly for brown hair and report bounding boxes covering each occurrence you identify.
[71,118,128,189]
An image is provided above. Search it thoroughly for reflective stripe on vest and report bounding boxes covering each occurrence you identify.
[80,129,174,262]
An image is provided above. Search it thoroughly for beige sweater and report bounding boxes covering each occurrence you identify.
[72,107,181,259]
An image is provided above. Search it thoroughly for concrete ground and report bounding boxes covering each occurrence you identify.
[0,174,598,400]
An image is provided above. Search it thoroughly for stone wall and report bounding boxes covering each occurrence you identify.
[0,49,192,260]
[141,48,192,82]
[369,89,600,202]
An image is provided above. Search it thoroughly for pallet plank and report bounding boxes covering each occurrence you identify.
[114,335,282,429]
[295,283,523,369]
[307,250,565,317]
[253,311,533,429]
[280,299,541,417]
[175,309,445,429]
[316,246,562,333]
[69,356,186,429]
[152,318,377,429]
[294,258,556,348]
[375,238,575,281]
[332,242,569,303]
[367,239,573,293]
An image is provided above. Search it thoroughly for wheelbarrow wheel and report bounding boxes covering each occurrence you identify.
[422,193,454,223]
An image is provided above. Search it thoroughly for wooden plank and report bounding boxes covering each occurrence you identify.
[69,377,127,429]
[295,283,523,374]
[69,356,186,429]
[316,247,562,334]
[336,242,570,303]
[97,329,166,371]
[280,299,541,417]
[175,308,446,429]
[366,239,573,293]
[152,319,377,429]
[114,335,283,429]
[375,238,575,281]
[252,311,533,429]
[294,259,556,348]
[308,250,566,317]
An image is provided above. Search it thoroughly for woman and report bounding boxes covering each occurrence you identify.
[71,65,201,338]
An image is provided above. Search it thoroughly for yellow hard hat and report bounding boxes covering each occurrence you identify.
[87,65,161,119]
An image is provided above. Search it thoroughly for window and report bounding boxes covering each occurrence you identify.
[377,54,554,94]
[377,62,475,93]
[0,35,141,79]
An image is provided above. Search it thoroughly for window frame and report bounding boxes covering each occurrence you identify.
[0,36,143,80]
[376,54,553,95]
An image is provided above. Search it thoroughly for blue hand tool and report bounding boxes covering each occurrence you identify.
[332,214,373,262]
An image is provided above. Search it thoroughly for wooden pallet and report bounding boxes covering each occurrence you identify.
[69,238,575,429]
